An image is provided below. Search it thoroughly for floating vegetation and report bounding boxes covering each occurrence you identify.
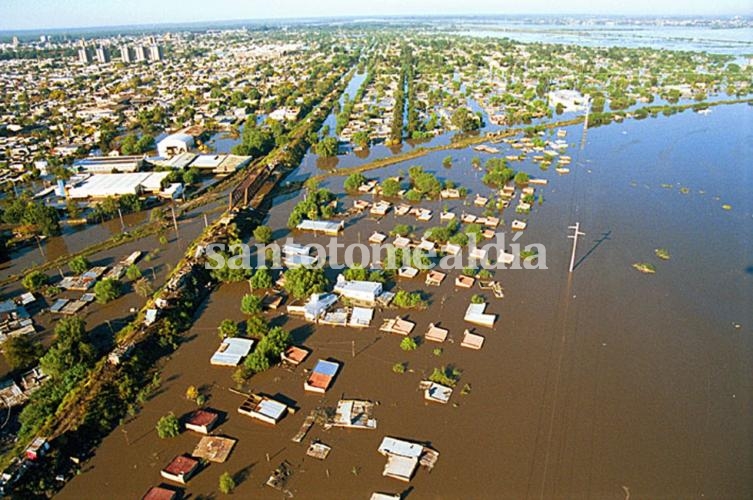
[660,183,673,189]
[429,366,462,387]
[722,204,732,211]
[654,248,671,260]
[392,362,406,374]
[632,262,657,274]
[460,383,472,396]
[679,187,690,194]
[433,348,443,357]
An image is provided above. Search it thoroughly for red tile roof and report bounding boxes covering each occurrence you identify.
[186,409,218,428]
[163,455,198,476]
[143,486,177,500]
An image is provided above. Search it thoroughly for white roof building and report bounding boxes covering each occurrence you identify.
[210,338,255,366]
[66,172,172,199]
[158,133,194,158]
[464,303,496,327]
[333,275,383,304]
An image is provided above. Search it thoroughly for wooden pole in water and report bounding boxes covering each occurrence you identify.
[568,223,585,273]
[117,208,125,232]
[35,236,45,258]
[203,213,209,228]
[170,205,179,237]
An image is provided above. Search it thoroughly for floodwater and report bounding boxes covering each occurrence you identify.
[60,103,752,499]
[454,23,753,56]
[0,193,230,380]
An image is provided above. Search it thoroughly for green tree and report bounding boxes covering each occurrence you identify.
[343,172,366,192]
[232,121,275,158]
[514,171,530,186]
[314,136,338,157]
[283,267,329,300]
[22,271,48,292]
[125,264,142,281]
[241,294,263,315]
[219,472,236,494]
[39,316,96,378]
[218,319,239,339]
[381,178,401,197]
[182,167,201,185]
[400,337,418,351]
[94,278,122,304]
[3,336,44,371]
[246,315,269,339]
[353,131,370,149]
[69,256,90,275]
[250,267,273,289]
[253,225,273,244]
[156,413,180,439]
[451,107,480,132]
[393,290,427,309]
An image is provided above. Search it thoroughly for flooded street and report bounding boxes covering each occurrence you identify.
[60,104,752,499]
[0,193,230,378]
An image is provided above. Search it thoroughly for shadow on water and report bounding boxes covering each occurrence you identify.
[573,230,612,271]
[232,463,257,487]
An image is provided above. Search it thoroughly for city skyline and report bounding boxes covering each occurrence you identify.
[2,0,751,31]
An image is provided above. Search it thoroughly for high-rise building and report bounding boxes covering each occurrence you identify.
[78,47,93,64]
[95,46,111,63]
[121,45,133,63]
[148,44,163,61]
[134,45,147,62]
[11,36,19,47]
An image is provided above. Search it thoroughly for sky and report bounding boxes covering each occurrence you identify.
[1,0,751,31]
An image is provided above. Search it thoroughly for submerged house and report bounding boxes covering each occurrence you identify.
[305,359,341,393]
[283,243,317,268]
[333,275,383,305]
[464,303,496,327]
[184,409,219,434]
[296,220,343,236]
[377,437,439,483]
[210,338,255,366]
[333,399,377,429]
[238,394,289,425]
[161,455,199,484]
[288,293,338,322]
[379,317,416,336]
[421,381,453,404]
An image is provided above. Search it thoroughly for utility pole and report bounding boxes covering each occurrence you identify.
[568,223,585,273]
[170,205,179,237]
[35,236,45,258]
[581,95,591,150]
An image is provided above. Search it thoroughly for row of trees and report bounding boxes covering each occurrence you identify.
[2,196,61,237]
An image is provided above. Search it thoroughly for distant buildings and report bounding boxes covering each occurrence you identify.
[120,45,133,63]
[77,46,93,64]
[95,45,110,64]
[76,37,164,65]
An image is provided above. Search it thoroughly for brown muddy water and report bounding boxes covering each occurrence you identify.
[60,104,752,499]
[0,195,230,379]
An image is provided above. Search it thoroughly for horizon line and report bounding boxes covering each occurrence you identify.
[2,12,751,35]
